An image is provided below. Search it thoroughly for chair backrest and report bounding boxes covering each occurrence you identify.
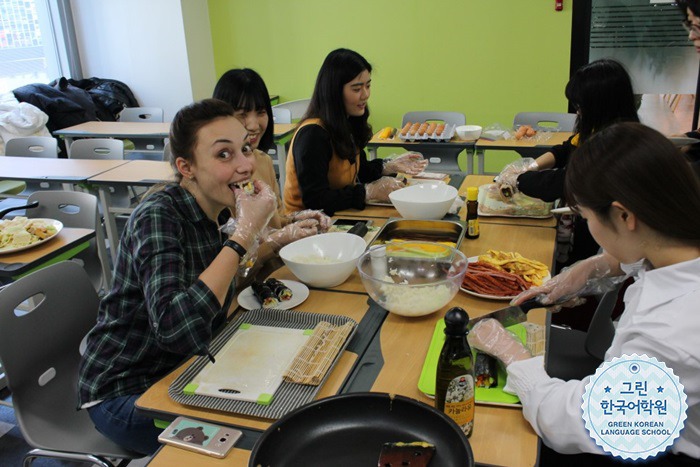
[401,111,466,127]
[272,98,310,121]
[26,190,112,292]
[272,107,292,124]
[118,106,164,123]
[5,136,59,158]
[585,282,625,360]
[513,112,577,132]
[69,138,124,160]
[0,262,98,445]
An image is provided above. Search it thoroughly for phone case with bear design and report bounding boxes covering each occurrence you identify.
[158,416,242,458]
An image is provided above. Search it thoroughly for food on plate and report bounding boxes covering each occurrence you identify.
[477,250,549,286]
[377,441,436,467]
[435,124,445,136]
[417,123,428,136]
[412,171,449,181]
[386,241,455,258]
[514,124,537,140]
[251,280,279,307]
[426,122,437,135]
[475,351,498,388]
[409,122,420,136]
[479,183,553,217]
[0,216,58,251]
[378,126,396,139]
[400,122,411,136]
[265,278,293,301]
[461,261,530,296]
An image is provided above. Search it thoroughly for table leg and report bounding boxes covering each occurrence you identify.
[477,149,485,175]
[98,187,119,263]
[367,146,377,160]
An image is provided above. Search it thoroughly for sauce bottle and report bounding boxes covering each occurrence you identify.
[466,186,480,239]
[435,307,475,437]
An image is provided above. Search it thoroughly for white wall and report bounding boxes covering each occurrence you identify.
[70,0,216,121]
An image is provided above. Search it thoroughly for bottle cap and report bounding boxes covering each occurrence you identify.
[466,187,478,201]
[444,307,470,336]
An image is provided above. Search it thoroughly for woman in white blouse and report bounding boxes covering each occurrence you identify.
[471,122,700,466]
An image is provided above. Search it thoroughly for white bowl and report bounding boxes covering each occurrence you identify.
[455,125,482,140]
[279,232,366,288]
[389,184,458,220]
[357,243,468,317]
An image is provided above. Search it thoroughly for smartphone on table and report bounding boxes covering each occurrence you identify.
[158,416,242,458]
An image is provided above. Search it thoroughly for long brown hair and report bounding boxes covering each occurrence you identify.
[565,122,700,245]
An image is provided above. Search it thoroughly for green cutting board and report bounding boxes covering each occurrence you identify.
[417,319,527,406]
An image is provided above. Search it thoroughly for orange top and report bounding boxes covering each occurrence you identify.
[283,118,360,214]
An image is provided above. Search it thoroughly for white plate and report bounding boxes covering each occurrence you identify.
[460,255,550,301]
[237,280,310,310]
[0,218,63,255]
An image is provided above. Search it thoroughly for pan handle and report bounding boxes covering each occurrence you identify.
[0,201,39,219]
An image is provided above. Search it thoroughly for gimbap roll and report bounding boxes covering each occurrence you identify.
[475,351,498,388]
[251,280,279,308]
[265,278,293,301]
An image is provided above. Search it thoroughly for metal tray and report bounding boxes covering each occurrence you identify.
[369,218,466,249]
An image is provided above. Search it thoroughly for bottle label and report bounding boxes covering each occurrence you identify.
[467,219,479,237]
[444,374,475,435]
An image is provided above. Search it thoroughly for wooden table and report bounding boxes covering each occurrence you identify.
[54,121,170,158]
[0,156,130,184]
[474,131,573,174]
[458,175,557,228]
[140,218,556,466]
[0,227,94,279]
[366,130,476,174]
[87,160,174,261]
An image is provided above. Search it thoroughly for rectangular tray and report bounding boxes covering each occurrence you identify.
[369,218,466,249]
[168,308,357,420]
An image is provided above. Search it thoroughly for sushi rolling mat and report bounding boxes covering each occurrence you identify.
[418,320,527,406]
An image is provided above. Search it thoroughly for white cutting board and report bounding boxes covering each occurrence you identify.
[186,324,310,404]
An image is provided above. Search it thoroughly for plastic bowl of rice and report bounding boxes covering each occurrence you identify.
[357,242,467,317]
[279,232,367,288]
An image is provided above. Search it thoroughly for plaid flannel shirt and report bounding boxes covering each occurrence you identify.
[78,184,234,405]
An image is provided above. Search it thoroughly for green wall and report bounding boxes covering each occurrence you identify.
[207,0,572,173]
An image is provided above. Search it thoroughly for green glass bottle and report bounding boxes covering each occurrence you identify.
[435,307,475,437]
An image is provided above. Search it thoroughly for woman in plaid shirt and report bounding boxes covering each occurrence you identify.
[77,99,313,455]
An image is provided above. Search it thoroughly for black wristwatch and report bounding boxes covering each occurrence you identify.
[223,239,247,258]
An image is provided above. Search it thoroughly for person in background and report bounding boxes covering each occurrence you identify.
[213,68,331,232]
[676,0,700,174]
[496,59,640,267]
[283,48,428,215]
[78,99,283,455]
[471,122,700,466]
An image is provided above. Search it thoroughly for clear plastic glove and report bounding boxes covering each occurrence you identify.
[383,153,429,176]
[469,319,532,367]
[365,176,405,202]
[494,158,539,198]
[265,218,320,252]
[288,209,332,232]
[232,180,277,246]
[512,253,620,311]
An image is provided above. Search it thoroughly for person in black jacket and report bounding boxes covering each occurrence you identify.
[496,59,639,267]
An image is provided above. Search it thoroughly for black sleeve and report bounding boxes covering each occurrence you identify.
[516,168,566,202]
[293,125,366,216]
[550,136,576,170]
[358,149,384,182]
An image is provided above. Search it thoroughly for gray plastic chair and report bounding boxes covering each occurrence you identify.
[513,112,577,132]
[545,282,623,381]
[5,137,63,195]
[0,261,138,466]
[272,107,292,124]
[272,98,310,122]
[118,106,165,151]
[26,190,112,294]
[401,111,467,174]
[68,138,124,160]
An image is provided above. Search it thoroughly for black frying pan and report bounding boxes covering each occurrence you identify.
[0,201,39,219]
[249,392,474,467]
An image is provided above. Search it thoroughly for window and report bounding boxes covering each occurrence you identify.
[0,0,80,93]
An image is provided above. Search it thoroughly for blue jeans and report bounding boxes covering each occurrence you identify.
[87,394,162,456]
